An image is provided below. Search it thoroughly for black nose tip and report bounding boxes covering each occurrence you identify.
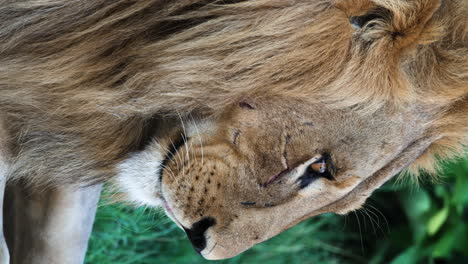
[184,217,216,253]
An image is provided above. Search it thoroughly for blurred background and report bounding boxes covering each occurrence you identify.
[86,157,468,264]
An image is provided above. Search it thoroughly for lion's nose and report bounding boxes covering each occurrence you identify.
[184,217,217,253]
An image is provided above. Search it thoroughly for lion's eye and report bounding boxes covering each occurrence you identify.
[297,155,334,189]
[310,158,327,174]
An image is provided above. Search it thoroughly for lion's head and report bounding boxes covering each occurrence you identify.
[109,0,467,260]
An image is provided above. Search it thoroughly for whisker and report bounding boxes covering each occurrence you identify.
[174,142,191,187]
[341,214,349,231]
[176,112,191,169]
[166,137,189,187]
[353,211,365,255]
[189,113,205,166]
[357,209,369,232]
[360,207,377,235]
[367,203,390,234]
[184,114,197,164]
[168,137,183,173]
[365,205,387,237]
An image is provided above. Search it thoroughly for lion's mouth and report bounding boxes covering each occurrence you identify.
[160,189,184,228]
[159,168,184,229]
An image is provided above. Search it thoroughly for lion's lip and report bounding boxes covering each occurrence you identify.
[161,192,184,229]
[159,174,184,229]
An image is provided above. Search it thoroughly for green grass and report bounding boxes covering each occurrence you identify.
[86,158,468,264]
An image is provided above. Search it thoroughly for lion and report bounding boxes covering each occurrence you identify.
[0,0,466,262]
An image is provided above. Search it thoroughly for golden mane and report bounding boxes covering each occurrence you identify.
[0,0,466,187]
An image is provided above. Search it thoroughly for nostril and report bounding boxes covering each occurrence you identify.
[184,217,216,253]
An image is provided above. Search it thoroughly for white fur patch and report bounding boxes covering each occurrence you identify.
[0,158,6,181]
[0,148,9,185]
[115,141,165,207]
[115,118,213,207]
[0,149,10,263]
[0,126,8,181]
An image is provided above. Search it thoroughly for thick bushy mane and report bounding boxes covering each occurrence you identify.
[0,0,466,186]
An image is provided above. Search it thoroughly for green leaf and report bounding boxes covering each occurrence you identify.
[427,207,449,236]
[453,163,468,205]
[432,222,464,258]
[399,188,431,219]
[398,188,431,241]
[390,246,419,264]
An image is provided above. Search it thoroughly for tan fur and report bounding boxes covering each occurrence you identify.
[0,0,466,261]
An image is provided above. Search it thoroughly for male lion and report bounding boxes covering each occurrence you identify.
[0,0,466,263]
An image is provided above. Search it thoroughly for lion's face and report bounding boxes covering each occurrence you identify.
[147,96,432,260]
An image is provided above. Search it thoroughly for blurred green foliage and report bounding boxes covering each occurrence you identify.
[86,158,468,264]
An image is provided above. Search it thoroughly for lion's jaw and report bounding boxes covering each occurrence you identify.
[115,97,435,260]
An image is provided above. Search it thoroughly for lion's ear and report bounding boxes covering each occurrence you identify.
[337,0,443,48]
